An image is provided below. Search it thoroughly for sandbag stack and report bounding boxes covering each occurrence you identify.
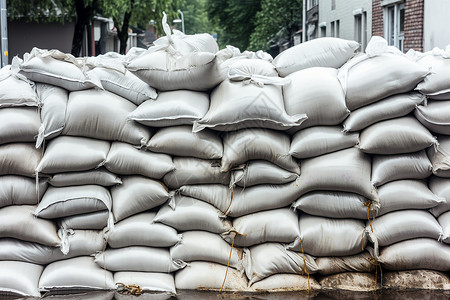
[1,19,450,297]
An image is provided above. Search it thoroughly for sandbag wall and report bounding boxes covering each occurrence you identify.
[1,27,450,298]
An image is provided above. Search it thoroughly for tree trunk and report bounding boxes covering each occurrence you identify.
[116,0,135,54]
[71,0,97,57]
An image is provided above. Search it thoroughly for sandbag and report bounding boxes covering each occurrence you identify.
[174,261,248,291]
[0,107,40,145]
[170,230,242,268]
[128,90,209,127]
[318,272,379,292]
[427,135,450,177]
[39,256,115,291]
[415,100,450,135]
[111,176,169,222]
[290,126,359,159]
[343,92,425,132]
[0,143,42,177]
[59,210,110,230]
[230,160,298,187]
[0,261,43,297]
[429,176,450,217]
[105,142,174,179]
[249,274,320,292]
[35,83,68,147]
[114,272,176,294]
[288,213,367,257]
[35,185,112,219]
[221,208,299,247]
[272,37,359,77]
[339,37,429,110]
[94,246,185,272]
[316,250,376,275]
[108,211,180,248]
[36,136,111,174]
[378,238,450,271]
[153,195,232,234]
[62,89,153,146]
[371,150,432,187]
[0,65,39,107]
[147,126,223,160]
[283,67,348,130]
[0,205,60,247]
[296,147,376,201]
[48,168,122,187]
[0,175,48,208]
[377,180,444,216]
[415,49,450,99]
[193,60,306,132]
[243,242,318,285]
[292,191,370,219]
[163,157,229,190]
[221,128,299,173]
[438,211,450,244]
[359,116,437,155]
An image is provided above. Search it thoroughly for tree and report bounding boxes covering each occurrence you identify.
[179,0,214,35]
[72,0,100,56]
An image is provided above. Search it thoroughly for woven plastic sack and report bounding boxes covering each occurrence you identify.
[221,128,299,173]
[438,211,450,244]
[371,150,432,187]
[0,107,40,145]
[427,135,450,177]
[0,143,42,177]
[290,126,359,159]
[105,141,174,179]
[415,48,450,99]
[111,176,169,222]
[230,160,298,187]
[48,168,122,187]
[114,272,176,294]
[59,210,110,230]
[249,274,320,292]
[0,261,43,297]
[0,175,48,208]
[128,90,209,127]
[147,125,223,160]
[316,250,376,275]
[0,65,39,107]
[429,176,450,217]
[415,100,450,135]
[272,37,359,77]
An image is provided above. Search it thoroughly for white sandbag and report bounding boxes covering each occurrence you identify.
[163,157,229,190]
[105,142,174,179]
[415,100,450,135]
[39,256,115,291]
[319,272,378,292]
[170,231,242,268]
[49,168,122,187]
[339,37,429,111]
[427,135,450,177]
[288,214,367,257]
[0,143,42,177]
[367,210,443,254]
[221,128,299,173]
[371,150,432,187]
[0,261,43,297]
[272,37,359,77]
[415,49,450,99]
[36,136,111,174]
[244,243,318,285]
[114,272,176,294]
[249,274,320,292]
[377,180,444,216]
[147,126,223,160]
[378,238,450,271]
[0,65,39,107]
[343,92,425,132]
[128,90,209,127]
[111,176,169,222]
[221,208,299,247]
[12,48,101,91]
[35,185,112,219]
[438,211,450,244]
[0,175,48,208]
[193,60,306,132]
[359,116,437,155]
[230,160,298,187]
[316,250,376,275]
[35,83,68,148]
[283,67,348,129]
[180,181,301,217]
[153,195,232,234]
[290,126,359,159]
[0,107,40,145]
[174,261,248,291]
[94,246,185,272]
[62,89,153,146]
[59,210,110,230]
[296,148,376,201]
[429,176,450,217]
[108,212,181,248]
[292,191,370,219]
[0,205,60,246]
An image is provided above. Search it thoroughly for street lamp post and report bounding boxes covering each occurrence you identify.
[0,0,8,66]
[178,10,185,34]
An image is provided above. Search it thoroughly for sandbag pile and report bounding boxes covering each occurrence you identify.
[1,19,450,297]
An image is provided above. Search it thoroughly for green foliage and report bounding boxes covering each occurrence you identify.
[179,0,215,35]
[6,0,76,23]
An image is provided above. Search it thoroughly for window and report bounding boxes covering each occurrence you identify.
[355,15,362,43]
[354,9,368,50]
[319,22,327,37]
[384,2,405,52]
[336,20,340,38]
[331,21,335,37]
[332,0,336,10]
[330,20,339,38]
[308,0,318,10]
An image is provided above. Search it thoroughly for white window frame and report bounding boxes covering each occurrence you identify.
[383,1,405,52]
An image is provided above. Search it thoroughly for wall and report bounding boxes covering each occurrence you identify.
[423,0,450,51]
